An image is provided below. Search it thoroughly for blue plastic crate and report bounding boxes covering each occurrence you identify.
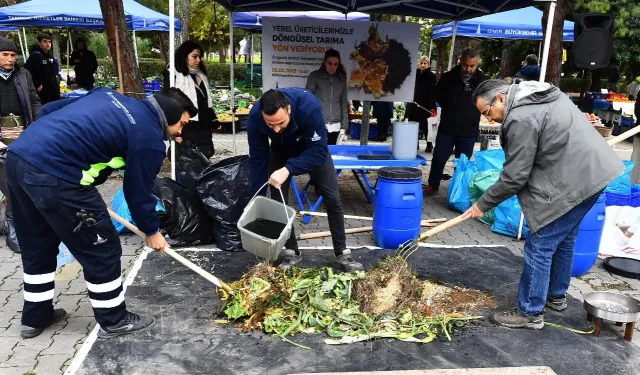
[605,185,640,207]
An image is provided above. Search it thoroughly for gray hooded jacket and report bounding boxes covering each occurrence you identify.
[305,68,349,130]
[476,82,623,232]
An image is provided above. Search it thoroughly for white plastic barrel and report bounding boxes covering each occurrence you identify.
[391,121,419,160]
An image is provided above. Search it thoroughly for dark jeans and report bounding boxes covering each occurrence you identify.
[268,150,346,255]
[428,134,476,189]
[6,152,127,327]
[518,191,602,316]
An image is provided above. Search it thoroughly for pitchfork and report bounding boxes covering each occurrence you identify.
[396,215,469,260]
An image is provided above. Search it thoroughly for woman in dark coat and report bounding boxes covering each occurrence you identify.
[404,56,437,152]
[163,40,217,158]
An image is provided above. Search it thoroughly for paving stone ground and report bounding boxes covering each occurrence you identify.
[0,132,637,374]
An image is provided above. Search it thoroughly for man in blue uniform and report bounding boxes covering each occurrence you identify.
[7,87,196,339]
[247,88,363,271]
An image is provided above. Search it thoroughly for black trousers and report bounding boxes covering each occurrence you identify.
[327,131,339,145]
[6,152,127,328]
[268,150,346,255]
[427,134,476,189]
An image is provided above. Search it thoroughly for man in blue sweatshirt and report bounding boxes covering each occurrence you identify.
[248,88,363,271]
[6,87,196,339]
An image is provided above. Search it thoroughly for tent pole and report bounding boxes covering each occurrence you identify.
[539,0,556,83]
[250,33,254,88]
[428,39,433,60]
[17,30,26,64]
[447,20,458,71]
[67,32,70,82]
[537,40,542,65]
[230,12,236,156]
[133,31,139,67]
[22,28,27,53]
[170,0,176,180]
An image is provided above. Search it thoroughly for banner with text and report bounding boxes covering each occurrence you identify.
[262,18,420,102]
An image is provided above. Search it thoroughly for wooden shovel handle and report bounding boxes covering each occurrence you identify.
[417,215,468,242]
[299,226,373,240]
[607,125,640,146]
[299,211,447,226]
[107,208,233,294]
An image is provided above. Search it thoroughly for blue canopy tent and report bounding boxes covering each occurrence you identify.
[0,0,181,67]
[0,0,180,31]
[431,7,574,41]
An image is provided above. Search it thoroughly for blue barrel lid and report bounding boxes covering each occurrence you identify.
[378,167,422,180]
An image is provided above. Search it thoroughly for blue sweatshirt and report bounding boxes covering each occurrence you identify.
[247,88,328,195]
[9,88,167,236]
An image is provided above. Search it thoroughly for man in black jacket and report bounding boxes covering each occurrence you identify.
[70,38,98,90]
[25,33,60,105]
[425,49,487,195]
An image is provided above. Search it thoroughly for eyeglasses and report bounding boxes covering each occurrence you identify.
[481,97,496,117]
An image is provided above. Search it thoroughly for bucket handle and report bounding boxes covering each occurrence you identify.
[249,181,291,223]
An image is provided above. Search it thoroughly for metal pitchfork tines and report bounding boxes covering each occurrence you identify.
[396,215,468,260]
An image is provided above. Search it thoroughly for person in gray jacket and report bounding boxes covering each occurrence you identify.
[463,79,623,330]
[305,49,349,145]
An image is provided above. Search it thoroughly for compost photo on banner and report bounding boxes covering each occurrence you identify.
[262,17,420,102]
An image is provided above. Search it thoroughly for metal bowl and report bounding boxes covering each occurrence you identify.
[583,291,640,323]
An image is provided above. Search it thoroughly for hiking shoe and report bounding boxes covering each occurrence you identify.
[425,142,433,153]
[545,295,568,312]
[279,249,302,270]
[491,308,544,330]
[97,311,155,339]
[424,185,439,196]
[20,308,67,339]
[335,249,364,272]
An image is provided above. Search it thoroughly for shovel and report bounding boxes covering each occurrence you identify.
[298,211,447,227]
[107,208,233,294]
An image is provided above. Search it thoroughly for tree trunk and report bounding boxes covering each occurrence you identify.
[51,32,61,68]
[219,48,226,64]
[158,32,169,64]
[435,39,447,75]
[541,0,566,85]
[99,0,144,99]
[499,41,518,78]
[178,0,190,42]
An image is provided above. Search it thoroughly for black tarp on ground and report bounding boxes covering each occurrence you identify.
[77,246,640,375]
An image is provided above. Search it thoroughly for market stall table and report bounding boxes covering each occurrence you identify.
[291,145,427,224]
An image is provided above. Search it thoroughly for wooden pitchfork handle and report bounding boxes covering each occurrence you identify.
[107,208,233,294]
[416,215,468,242]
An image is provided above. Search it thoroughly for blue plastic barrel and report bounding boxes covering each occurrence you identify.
[373,167,423,249]
[572,194,606,277]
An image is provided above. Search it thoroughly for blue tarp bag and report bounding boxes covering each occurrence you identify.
[474,149,505,172]
[447,154,478,213]
[110,189,165,233]
[491,195,530,238]
[604,160,634,196]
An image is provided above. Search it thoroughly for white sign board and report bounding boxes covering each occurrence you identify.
[262,18,420,102]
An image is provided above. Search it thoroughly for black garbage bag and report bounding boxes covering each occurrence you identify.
[196,155,250,252]
[5,218,20,253]
[176,141,211,193]
[213,221,244,252]
[152,177,215,247]
[196,155,251,223]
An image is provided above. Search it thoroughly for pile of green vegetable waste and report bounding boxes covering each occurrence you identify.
[218,257,495,348]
